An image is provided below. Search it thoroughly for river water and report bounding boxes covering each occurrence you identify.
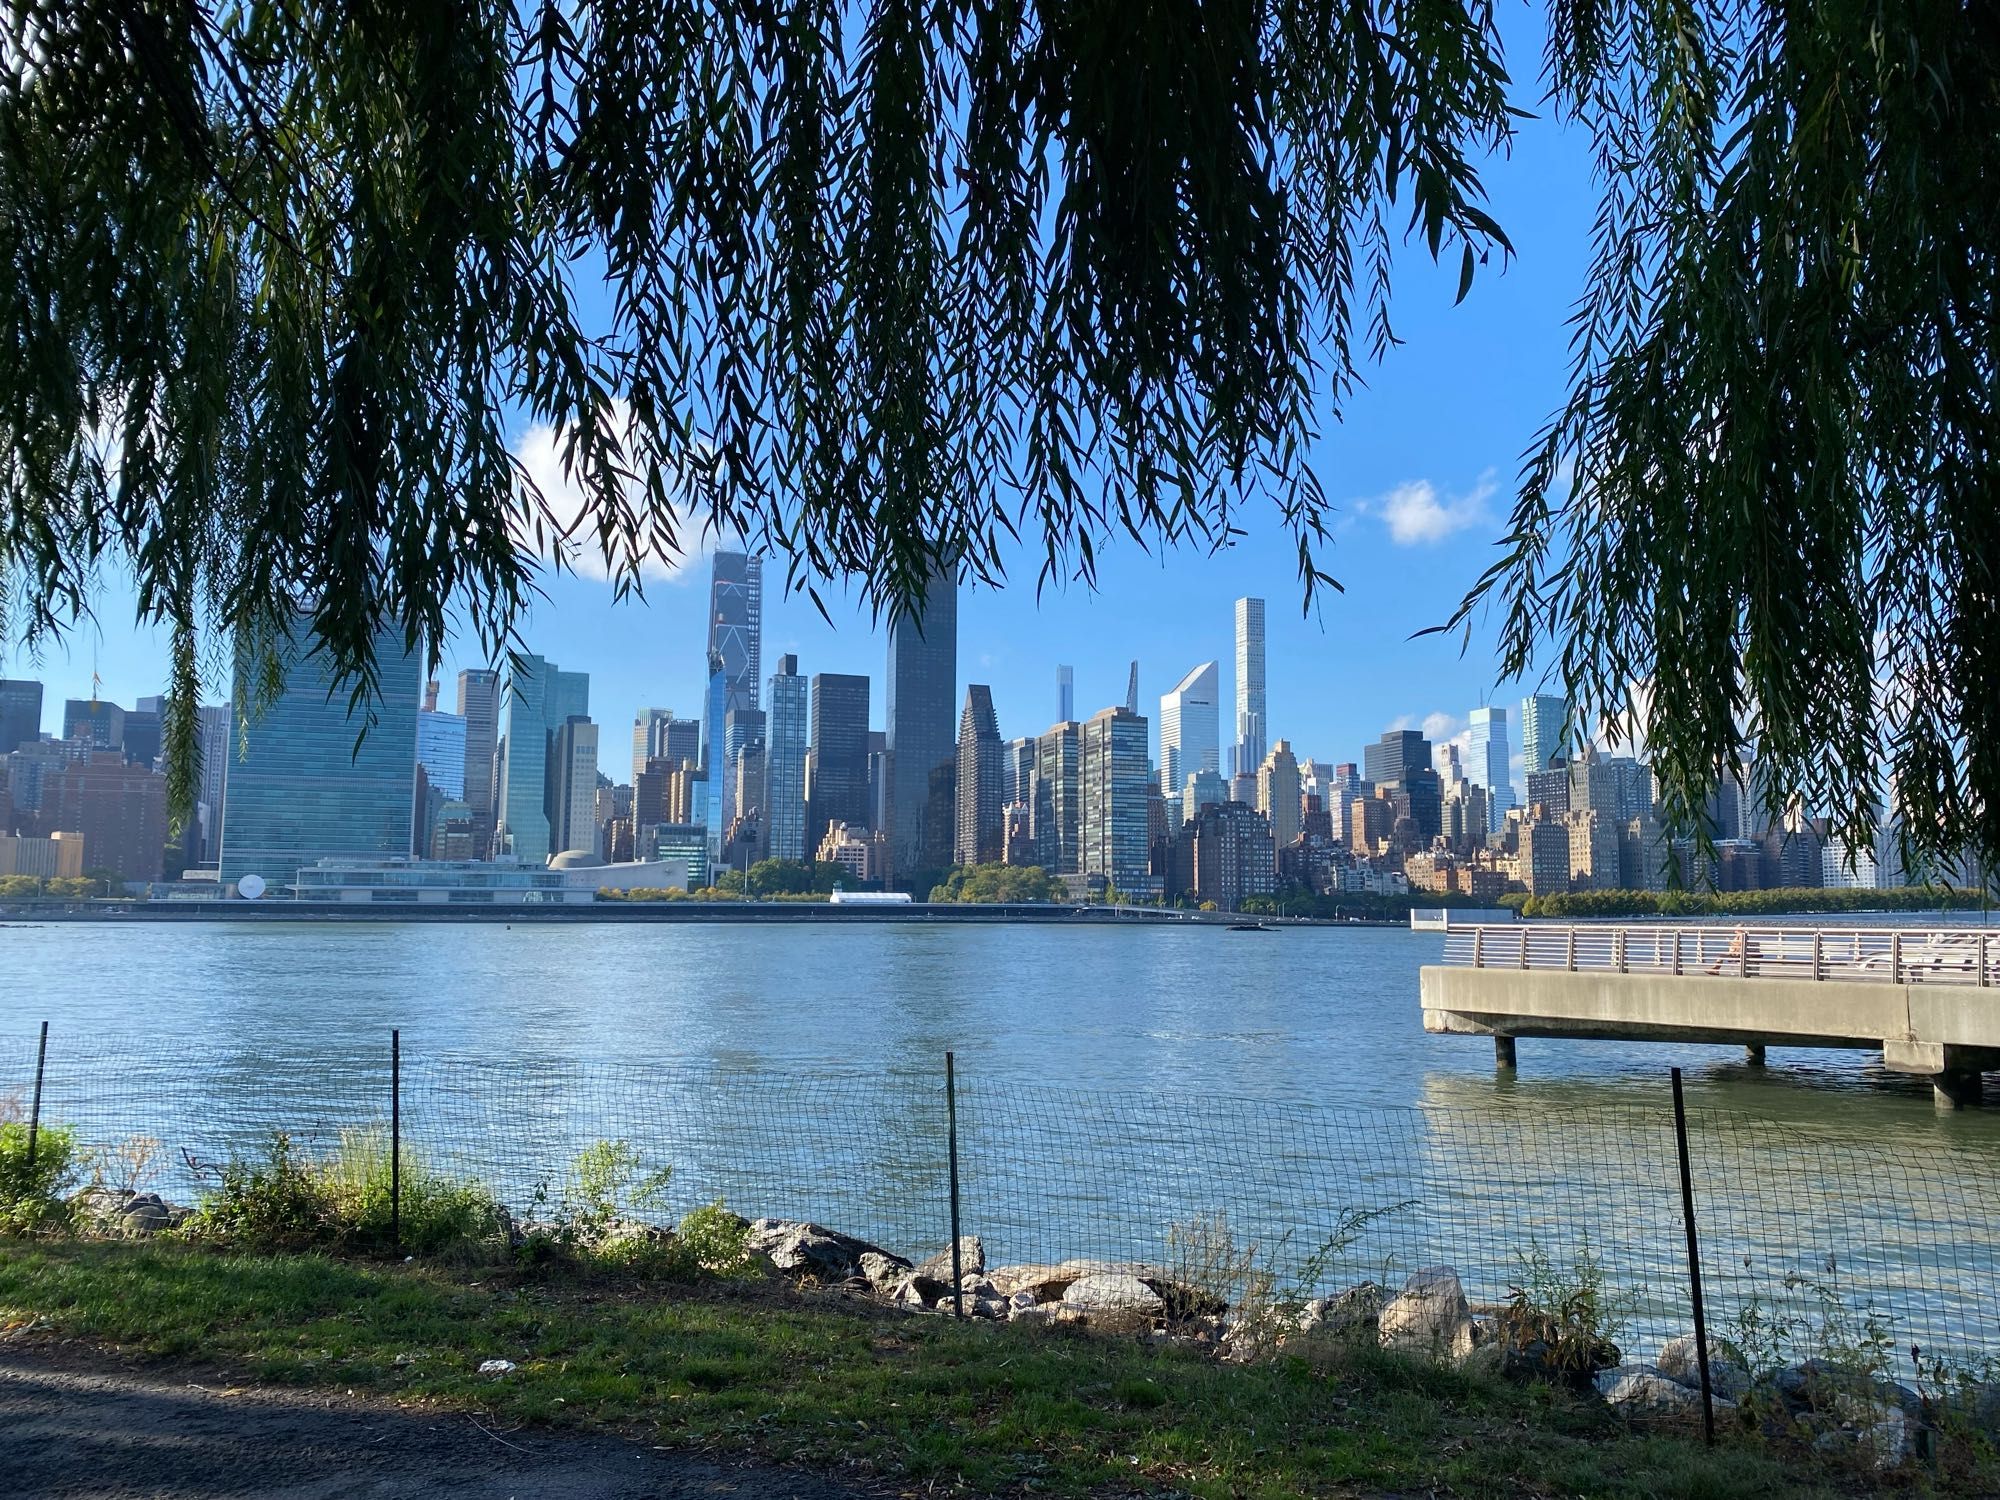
[4,918,1998,1362]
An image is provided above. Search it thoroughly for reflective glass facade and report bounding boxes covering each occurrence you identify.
[219,623,421,891]
[1159,660,1220,798]
[417,710,468,800]
[704,552,763,838]
[886,565,956,881]
[807,672,871,844]
[494,655,588,864]
[1232,597,1266,779]
[763,657,809,862]
[455,669,498,853]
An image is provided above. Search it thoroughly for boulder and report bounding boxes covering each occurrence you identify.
[1296,1282,1385,1339]
[744,1219,903,1283]
[988,1264,1075,1301]
[1010,1301,1087,1327]
[858,1251,911,1292]
[915,1236,985,1281]
[115,1193,175,1234]
[1655,1335,1750,1402]
[1603,1368,1714,1416]
[1378,1267,1474,1363]
[1063,1272,1165,1317]
[893,1274,948,1311]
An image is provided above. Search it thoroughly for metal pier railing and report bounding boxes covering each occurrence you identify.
[1441,924,2000,987]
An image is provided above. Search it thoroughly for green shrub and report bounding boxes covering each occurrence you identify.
[669,1201,759,1278]
[185,1130,501,1253]
[1498,1237,1627,1384]
[518,1139,675,1259]
[0,1120,80,1233]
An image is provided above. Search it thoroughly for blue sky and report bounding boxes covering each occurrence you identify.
[5,7,1594,786]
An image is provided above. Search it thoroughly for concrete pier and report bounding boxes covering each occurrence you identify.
[1423,923,2000,1103]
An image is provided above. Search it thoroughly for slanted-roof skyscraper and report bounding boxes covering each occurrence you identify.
[1466,705,1515,833]
[1232,597,1266,779]
[955,685,1003,867]
[1159,661,1220,799]
[1520,693,1571,776]
[493,654,588,864]
[886,563,957,883]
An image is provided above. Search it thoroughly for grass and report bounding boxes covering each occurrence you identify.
[0,1241,1874,1498]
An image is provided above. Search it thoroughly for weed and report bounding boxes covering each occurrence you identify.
[1498,1236,1627,1384]
[518,1140,675,1257]
[0,1119,81,1233]
[669,1201,758,1279]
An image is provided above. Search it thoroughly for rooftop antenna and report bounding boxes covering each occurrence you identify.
[1124,661,1139,714]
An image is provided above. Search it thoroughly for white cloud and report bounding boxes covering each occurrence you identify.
[1422,711,1466,744]
[510,400,727,584]
[1357,470,1498,546]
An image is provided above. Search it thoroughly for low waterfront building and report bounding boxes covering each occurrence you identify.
[0,830,84,879]
[289,854,689,906]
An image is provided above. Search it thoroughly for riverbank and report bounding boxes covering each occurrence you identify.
[0,899,1380,926]
[0,1240,1862,1498]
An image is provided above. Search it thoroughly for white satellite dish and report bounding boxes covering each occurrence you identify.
[237,873,267,901]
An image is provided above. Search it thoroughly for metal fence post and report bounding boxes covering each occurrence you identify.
[390,1029,401,1249]
[25,1021,48,1179]
[945,1051,964,1319]
[1670,1067,1716,1445]
[1672,929,1683,976]
[1892,931,1903,986]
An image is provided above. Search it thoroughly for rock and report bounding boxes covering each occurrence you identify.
[987,1264,1075,1301]
[1299,1282,1384,1338]
[1152,1277,1230,1321]
[893,1274,947,1311]
[915,1236,985,1281]
[1010,1301,1085,1327]
[857,1251,911,1291]
[1378,1267,1474,1363]
[1604,1368,1711,1415]
[743,1219,903,1283]
[115,1193,175,1234]
[1062,1272,1165,1317]
[1656,1335,1750,1401]
[477,1359,517,1376]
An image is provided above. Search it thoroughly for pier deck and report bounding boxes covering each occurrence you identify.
[1420,924,2000,1108]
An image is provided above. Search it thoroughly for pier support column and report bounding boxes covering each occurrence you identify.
[1743,1044,1767,1067]
[1494,1035,1517,1071]
[1934,1067,1985,1111]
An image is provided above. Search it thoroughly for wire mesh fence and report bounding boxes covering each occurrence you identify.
[7,1025,1999,1371]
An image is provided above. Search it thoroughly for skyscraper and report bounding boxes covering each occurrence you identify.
[50,752,169,881]
[704,552,764,838]
[954,685,1003,867]
[1033,720,1083,875]
[63,698,126,754]
[723,704,766,849]
[1256,739,1302,852]
[1056,665,1075,724]
[1232,597,1266,779]
[219,619,421,892]
[1159,661,1220,798]
[807,672,871,843]
[1520,693,1571,776]
[1364,728,1443,841]
[763,656,809,862]
[455,668,499,857]
[1002,736,1037,813]
[631,707,674,781]
[1466,705,1515,832]
[886,563,957,882]
[195,701,231,864]
[416,709,468,800]
[493,654,588,864]
[1081,706,1157,898]
[547,715,600,856]
[0,679,42,755]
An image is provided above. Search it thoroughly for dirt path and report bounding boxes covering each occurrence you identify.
[0,1345,879,1499]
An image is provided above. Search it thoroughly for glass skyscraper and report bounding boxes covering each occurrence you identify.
[1466,705,1515,832]
[1232,597,1266,779]
[1159,660,1220,798]
[417,709,468,800]
[1520,693,1572,777]
[704,551,763,840]
[763,657,809,862]
[455,669,499,854]
[0,678,42,755]
[493,654,589,865]
[1056,665,1075,724]
[1034,720,1082,874]
[218,621,421,893]
[886,563,957,882]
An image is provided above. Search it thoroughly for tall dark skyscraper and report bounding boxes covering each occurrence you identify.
[807,672,871,845]
[886,564,957,883]
[705,551,763,839]
[0,679,43,755]
[1364,728,1443,841]
[955,685,1002,867]
[456,669,499,857]
[63,698,126,753]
